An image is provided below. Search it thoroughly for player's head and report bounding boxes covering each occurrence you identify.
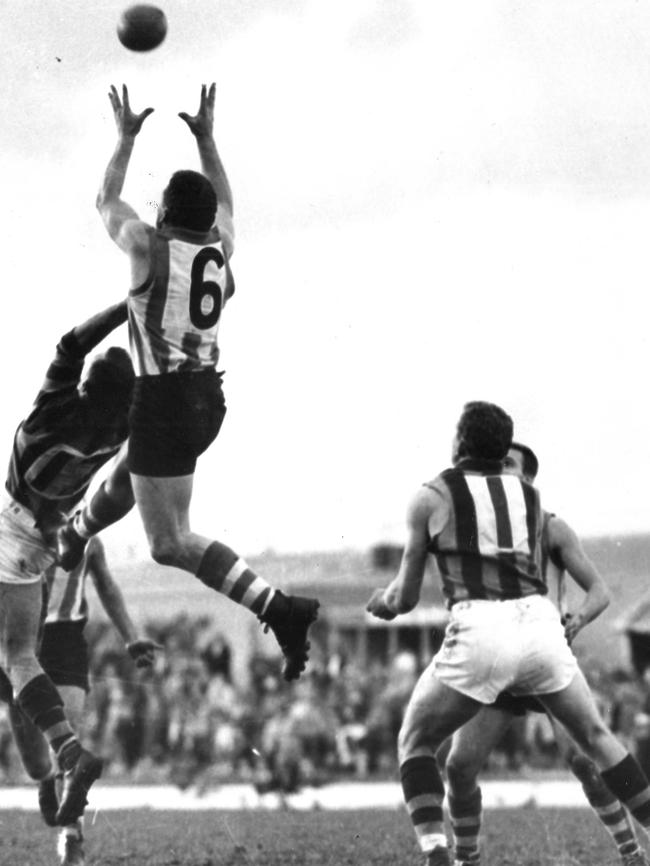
[82,347,135,411]
[453,401,513,462]
[158,170,217,232]
[504,441,539,483]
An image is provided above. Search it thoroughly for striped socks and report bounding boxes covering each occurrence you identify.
[16,675,80,772]
[449,788,482,865]
[570,754,640,858]
[601,753,650,830]
[196,541,274,615]
[400,755,448,854]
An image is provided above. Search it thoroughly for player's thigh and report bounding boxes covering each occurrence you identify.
[399,669,481,757]
[447,707,515,777]
[537,669,612,747]
[131,472,194,537]
[0,582,44,658]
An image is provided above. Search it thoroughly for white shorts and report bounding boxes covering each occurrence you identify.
[0,494,56,585]
[431,594,578,704]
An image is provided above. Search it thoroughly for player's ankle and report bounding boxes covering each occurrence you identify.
[259,590,289,624]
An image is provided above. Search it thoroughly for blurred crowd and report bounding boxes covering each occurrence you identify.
[1,615,650,791]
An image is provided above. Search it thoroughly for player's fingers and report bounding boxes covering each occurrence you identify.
[122,83,130,108]
[208,82,216,105]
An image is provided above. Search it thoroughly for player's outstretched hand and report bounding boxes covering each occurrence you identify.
[127,638,163,668]
[109,84,154,138]
[178,83,215,139]
[366,588,398,621]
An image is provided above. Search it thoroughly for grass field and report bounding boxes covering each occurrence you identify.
[0,807,645,866]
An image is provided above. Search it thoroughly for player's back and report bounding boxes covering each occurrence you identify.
[426,459,545,606]
[129,224,235,377]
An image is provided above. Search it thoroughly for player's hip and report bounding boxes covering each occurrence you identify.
[128,370,227,477]
[0,493,55,584]
[430,595,577,703]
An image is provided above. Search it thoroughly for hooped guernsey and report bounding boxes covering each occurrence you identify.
[425,457,545,607]
[128,224,235,378]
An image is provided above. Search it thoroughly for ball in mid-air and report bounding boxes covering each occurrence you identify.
[117,5,167,52]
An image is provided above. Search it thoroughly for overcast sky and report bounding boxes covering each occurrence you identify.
[3,0,650,561]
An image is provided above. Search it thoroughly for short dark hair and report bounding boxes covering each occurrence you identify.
[456,401,513,461]
[161,170,217,232]
[510,441,539,481]
[85,347,135,407]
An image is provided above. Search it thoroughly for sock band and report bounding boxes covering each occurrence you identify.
[601,754,650,826]
[197,542,273,615]
[400,756,446,852]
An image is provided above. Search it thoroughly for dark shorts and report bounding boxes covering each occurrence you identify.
[493,691,545,716]
[39,619,90,693]
[128,369,227,477]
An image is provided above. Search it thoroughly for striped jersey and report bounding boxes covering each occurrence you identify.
[43,541,93,623]
[426,458,545,606]
[6,332,128,531]
[129,224,235,377]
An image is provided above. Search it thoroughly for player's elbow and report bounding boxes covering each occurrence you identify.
[96,189,108,212]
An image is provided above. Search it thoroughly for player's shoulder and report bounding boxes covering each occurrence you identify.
[545,513,580,554]
[412,478,448,521]
[545,512,571,537]
[121,218,152,253]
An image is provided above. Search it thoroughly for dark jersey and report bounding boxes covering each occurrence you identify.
[5,331,128,531]
[426,458,545,606]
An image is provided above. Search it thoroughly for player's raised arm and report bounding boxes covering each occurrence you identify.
[71,300,128,355]
[367,486,441,620]
[549,515,610,643]
[96,84,153,250]
[178,82,234,257]
[85,538,162,668]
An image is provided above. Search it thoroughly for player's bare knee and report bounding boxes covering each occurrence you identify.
[24,760,52,781]
[4,637,35,669]
[569,752,601,787]
[447,751,480,793]
[398,721,438,763]
[149,535,181,567]
[573,719,611,758]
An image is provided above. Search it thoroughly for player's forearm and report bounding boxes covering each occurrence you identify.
[97,134,136,210]
[196,134,234,216]
[72,301,128,353]
[97,585,138,644]
[575,584,610,625]
[384,568,423,614]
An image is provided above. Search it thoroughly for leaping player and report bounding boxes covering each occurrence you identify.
[57,83,319,681]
